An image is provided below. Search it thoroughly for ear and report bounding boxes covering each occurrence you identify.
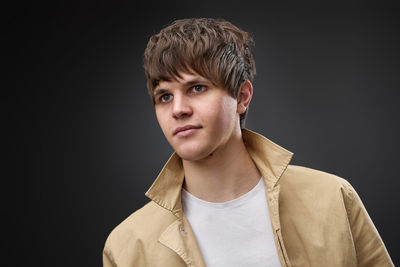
[237,80,253,115]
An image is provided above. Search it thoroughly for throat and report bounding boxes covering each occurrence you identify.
[182,142,261,202]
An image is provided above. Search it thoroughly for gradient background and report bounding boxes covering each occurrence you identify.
[8,1,399,266]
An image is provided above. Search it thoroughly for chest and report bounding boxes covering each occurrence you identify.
[182,183,281,267]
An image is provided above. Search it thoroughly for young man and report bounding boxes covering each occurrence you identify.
[103,18,393,267]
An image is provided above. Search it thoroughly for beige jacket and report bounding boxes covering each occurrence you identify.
[103,129,394,267]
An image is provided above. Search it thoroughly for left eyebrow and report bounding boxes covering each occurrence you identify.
[182,78,210,87]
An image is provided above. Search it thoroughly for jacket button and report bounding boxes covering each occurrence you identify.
[179,225,186,234]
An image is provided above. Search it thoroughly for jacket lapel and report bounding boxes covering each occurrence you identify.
[266,185,292,267]
[158,216,206,267]
[146,153,205,266]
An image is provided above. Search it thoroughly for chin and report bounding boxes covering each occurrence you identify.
[176,151,206,162]
[175,145,212,162]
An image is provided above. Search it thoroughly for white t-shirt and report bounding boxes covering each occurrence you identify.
[181,178,281,267]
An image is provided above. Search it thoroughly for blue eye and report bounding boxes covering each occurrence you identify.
[160,94,172,103]
[193,85,206,93]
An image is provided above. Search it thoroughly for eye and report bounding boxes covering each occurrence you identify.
[160,94,173,103]
[192,85,206,93]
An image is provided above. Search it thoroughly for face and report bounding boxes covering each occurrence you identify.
[154,72,242,162]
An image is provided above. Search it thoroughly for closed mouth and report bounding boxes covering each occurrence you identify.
[173,125,202,135]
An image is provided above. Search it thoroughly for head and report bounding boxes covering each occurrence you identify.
[143,18,256,128]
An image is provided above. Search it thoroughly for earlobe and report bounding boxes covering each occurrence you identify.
[237,103,247,115]
[237,80,253,115]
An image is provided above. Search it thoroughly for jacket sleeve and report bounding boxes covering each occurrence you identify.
[342,180,394,267]
[102,228,149,267]
[103,248,116,267]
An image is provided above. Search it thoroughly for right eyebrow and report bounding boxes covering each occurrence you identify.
[153,88,169,98]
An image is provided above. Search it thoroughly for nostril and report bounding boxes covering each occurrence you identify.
[173,110,191,119]
[172,102,192,119]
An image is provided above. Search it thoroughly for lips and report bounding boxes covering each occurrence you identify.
[173,125,202,136]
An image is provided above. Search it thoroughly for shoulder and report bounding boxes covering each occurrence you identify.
[280,165,355,209]
[283,165,352,190]
[103,200,176,262]
[278,168,394,266]
[278,165,357,228]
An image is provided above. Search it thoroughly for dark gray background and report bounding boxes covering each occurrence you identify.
[9,1,399,266]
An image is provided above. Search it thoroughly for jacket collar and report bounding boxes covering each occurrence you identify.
[145,129,293,217]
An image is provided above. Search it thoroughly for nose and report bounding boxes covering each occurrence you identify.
[172,94,192,119]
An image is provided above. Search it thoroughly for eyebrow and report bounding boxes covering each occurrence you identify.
[153,88,168,98]
[153,78,210,97]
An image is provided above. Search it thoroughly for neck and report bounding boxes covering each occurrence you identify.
[182,129,261,202]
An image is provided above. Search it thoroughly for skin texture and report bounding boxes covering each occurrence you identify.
[155,72,241,161]
[154,71,262,202]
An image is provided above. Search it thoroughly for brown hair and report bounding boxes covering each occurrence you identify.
[143,18,256,128]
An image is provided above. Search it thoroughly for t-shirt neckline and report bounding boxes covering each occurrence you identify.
[181,177,264,209]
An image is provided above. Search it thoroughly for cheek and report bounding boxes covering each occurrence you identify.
[205,96,237,129]
[155,110,170,135]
